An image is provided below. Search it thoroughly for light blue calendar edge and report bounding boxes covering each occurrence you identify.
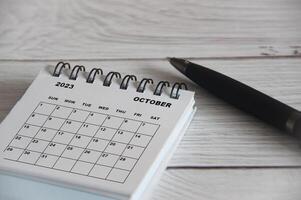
[0,172,112,200]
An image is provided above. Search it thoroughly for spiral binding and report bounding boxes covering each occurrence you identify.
[170,82,188,99]
[120,75,137,90]
[53,62,71,77]
[154,81,170,96]
[137,78,153,93]
[103,72,121,87]
[69,65,85,80]
[87,68,103,83]
[52,62,188,99]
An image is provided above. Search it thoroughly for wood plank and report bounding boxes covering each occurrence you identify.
[0,0,300,59]
[0,58,301,167]
[150,168,301,200]
[1,168,301,200]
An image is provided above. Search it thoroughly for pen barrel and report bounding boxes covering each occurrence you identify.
[186,63,301,136]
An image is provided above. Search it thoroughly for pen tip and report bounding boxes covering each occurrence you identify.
[166,57,174,62]
[167,57,188,74]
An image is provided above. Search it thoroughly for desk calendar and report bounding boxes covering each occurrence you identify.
[5,101,160,183]
[0,63,196,200]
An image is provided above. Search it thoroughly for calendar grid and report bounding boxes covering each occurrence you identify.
[23,123,155,139]
[4,157,128,184]
[53,109,91,171]
[123,124,160,181]
[6,138,144,161]
[88,119,125,178]
[105,122,143,179]
[34,107,74,165]
[47,107,75,168]
[16,131,150,151]
[3,103,41,152]
[16,103,57,161]
[36,101,159,125]
[6,146,142,172]
[4,102,160,183]
[70,114,107,173]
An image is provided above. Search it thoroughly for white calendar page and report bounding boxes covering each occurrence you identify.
[0,66,195,199]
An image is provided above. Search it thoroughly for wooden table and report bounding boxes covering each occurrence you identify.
[0,0,301,199]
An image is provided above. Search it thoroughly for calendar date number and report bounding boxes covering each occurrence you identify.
[55,82,74,89]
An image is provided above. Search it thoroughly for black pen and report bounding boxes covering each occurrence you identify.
[168,57,301,139]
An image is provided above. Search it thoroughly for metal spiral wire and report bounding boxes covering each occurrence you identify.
[52,62,188,99]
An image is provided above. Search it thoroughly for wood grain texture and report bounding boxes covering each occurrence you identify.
[1,1,301,198]
[151,168,301,200]
[1,58,300,167]
[0,0,301,60]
